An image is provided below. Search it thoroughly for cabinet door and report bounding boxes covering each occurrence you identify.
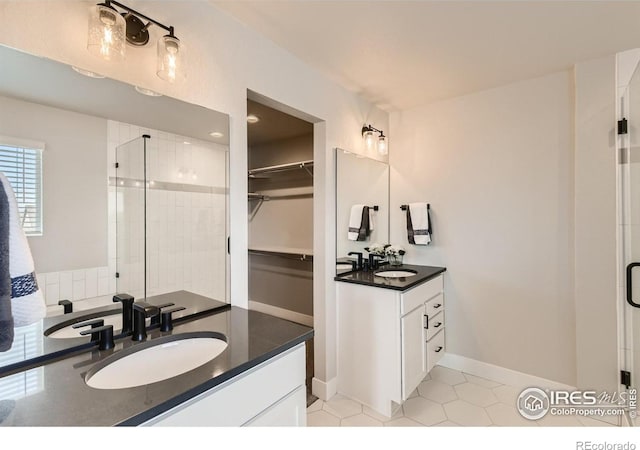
[244,386,307,426]
[401,306,427,400]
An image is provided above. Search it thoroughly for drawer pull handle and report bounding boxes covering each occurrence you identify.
[434,346,443,353]
[433,322,442,328]
[423,315,429,329]
[433,303,442,309]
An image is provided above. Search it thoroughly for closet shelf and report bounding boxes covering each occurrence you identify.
[248,160,314,178]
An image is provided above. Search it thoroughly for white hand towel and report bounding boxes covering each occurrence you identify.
[407,203,431,245]
[0,173,46,327]
[348,204,370,241]
[369,208,375,233]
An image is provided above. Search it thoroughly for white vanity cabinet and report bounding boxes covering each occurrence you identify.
[141,343,307,427]
[337,275,445,417]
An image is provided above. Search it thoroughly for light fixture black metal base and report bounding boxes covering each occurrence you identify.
[123,13,149,46]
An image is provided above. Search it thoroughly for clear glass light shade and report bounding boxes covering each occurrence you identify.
[157,35,182,83]
[364,130,375,150]
[378,135,388,155]
[87,4,126,61]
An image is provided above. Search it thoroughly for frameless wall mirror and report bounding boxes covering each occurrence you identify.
[335,148,389,274]
[0,44,229,371]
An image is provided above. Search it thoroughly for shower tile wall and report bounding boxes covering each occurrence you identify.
[107,120,227,303]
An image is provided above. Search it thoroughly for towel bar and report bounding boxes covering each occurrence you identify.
[400,204,430,211]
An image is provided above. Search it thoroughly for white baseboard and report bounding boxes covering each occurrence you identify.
[438,353,576,391]
[312,376,337,401]
[248,300,313,327]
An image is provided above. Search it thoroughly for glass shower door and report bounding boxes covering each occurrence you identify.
[622,65,640,425]
[115,136,147,300]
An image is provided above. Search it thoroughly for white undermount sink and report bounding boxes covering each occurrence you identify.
[374,270,418,278]
[85,332,228,390]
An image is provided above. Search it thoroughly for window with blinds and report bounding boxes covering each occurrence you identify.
[0,137,43,236]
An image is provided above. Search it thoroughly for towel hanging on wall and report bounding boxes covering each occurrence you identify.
[406,203,432,245]
[0,173,46,327]
[348,204,371,241]
[0,177,13,351]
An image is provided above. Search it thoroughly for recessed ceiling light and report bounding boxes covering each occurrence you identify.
[134,86,162,97]
[247,114,260,124]
[71,66,105,79]
[209,131,224,138]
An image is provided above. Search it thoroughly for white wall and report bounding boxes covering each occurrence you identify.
[574,56,619,393]
[390,71,577,385]
[0,94,108,273]
[0,0,389,399]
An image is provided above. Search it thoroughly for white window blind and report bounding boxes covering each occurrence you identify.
[0,137,43,236]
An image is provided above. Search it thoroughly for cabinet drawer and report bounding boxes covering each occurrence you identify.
[425,293,444,318]
[401,275,443,315]
[425,311,444,341]
[426,329,445,373]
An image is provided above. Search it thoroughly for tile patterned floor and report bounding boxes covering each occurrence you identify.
[307,366,622,427]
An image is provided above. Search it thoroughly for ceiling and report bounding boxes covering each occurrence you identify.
[214,1,640,111]
[247,100,313,146]
[0,45,229,145]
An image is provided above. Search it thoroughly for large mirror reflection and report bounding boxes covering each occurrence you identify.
[335,148,389,274]
[0,45,230,371]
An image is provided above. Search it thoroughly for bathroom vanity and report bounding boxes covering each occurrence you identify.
[0,306,313,426]
[335,264,446,417]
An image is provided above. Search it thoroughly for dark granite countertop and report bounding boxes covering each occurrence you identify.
[0,291,229,377]
[0,306,313,426]
[334,263,446,291]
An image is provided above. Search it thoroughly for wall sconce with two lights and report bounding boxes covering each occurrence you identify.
[361,124,388,155]
[87,1,183,83]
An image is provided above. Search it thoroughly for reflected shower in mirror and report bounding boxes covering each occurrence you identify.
[335,148,389,274]
[0,44,229,369]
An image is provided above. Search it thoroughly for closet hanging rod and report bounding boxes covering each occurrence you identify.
[248,192,270,201]
[248,249,313,262]
[248,160,314,177]
[400,204,430,211]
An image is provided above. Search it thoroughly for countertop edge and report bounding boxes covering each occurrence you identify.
[334,266,446,291]
[117,329,314,426]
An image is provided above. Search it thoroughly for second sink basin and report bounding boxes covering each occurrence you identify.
[374,269,418,278]
[85,331,228,390]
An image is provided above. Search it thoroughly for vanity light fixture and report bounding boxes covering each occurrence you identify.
[87,1,183,83]
[361,124,388,155]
